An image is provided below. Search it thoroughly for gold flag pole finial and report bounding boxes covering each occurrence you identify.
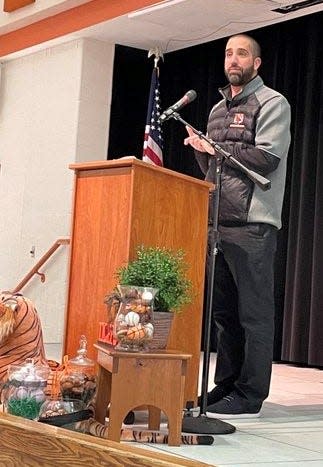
[148,47,164,68]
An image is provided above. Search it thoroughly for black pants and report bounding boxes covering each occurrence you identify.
[209,223,277,408]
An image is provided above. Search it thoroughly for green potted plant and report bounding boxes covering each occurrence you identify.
[116,245,192,314]
[105,245,193,350]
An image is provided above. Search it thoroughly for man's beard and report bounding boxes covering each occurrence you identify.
[225,64,255,86]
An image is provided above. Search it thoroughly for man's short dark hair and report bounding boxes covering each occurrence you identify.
[227,34,261,59]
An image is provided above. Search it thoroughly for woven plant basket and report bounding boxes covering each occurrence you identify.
[149,312,174,350]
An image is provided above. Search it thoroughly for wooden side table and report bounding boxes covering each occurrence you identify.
[94,344,192,446]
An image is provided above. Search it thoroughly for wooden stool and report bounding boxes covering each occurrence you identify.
[94,344,192,446]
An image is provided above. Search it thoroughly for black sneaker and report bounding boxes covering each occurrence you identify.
[206,391,261,419]
[197,384,233,407]
[123,411,135,424]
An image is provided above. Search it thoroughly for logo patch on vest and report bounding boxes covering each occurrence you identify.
[230,113,245,128]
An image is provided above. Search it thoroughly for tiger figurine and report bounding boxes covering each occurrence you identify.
[71,416,214,445]
[0,292,48,383]
[69,398,214,445]
[83,418,215,445]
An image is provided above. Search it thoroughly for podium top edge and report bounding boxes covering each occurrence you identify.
[69,158,213,189]
[69,157,139,171]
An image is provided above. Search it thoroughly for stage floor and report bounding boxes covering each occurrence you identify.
[44,345,323,467]
[124,353,323,467]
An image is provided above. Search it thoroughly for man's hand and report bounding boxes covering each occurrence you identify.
[184,126,215,155]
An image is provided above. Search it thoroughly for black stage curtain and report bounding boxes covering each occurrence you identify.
[108,11,323,367]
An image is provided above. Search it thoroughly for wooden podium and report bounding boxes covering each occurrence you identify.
[64,158,211,403]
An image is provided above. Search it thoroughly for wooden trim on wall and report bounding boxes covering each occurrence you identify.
[3,0,35,13]
[0,0,164,57]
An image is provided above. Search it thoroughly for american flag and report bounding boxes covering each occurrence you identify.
[143,66,163,166]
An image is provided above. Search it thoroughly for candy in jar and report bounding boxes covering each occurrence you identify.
[60,335,96,405]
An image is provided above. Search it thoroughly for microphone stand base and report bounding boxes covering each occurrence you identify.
[182,413,236,435]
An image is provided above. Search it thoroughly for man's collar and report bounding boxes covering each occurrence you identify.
[219,75,263,100]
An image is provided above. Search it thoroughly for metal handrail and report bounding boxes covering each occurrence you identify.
[11,238,70,293]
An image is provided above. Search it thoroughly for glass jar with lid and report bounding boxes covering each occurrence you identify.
[4,358,50,420]
[60,335,96,405]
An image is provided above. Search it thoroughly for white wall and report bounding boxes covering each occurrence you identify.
[0,38,115,359]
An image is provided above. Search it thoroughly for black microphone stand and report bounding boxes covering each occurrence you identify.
[165,111,270,435]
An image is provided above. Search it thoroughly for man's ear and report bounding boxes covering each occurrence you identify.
[254,57,261,71]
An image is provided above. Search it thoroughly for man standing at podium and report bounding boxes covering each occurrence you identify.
[184,34,291,419]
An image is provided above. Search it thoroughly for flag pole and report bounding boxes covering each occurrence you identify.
[148,46,164,69]
[143,47,164,166]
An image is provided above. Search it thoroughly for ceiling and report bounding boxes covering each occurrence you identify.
[76,0,323,53]
[4,0,323,59]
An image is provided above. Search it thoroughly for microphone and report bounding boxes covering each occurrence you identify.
[159,90,197,123]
